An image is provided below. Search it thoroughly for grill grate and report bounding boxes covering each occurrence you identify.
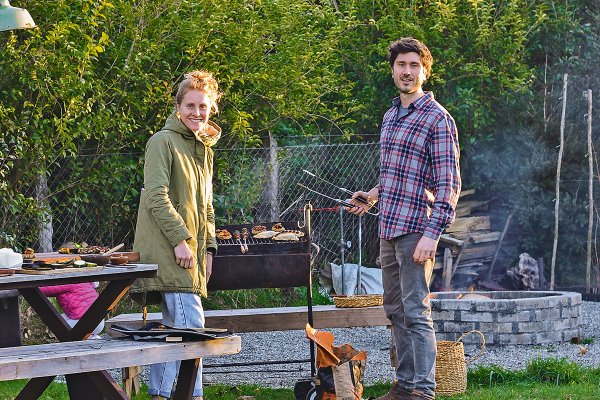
[214,221,309,256]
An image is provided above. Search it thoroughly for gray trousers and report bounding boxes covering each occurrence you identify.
[380,233,436,398]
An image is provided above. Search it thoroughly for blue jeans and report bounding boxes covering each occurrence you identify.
[148,292,206,398]
[380,233,436,398]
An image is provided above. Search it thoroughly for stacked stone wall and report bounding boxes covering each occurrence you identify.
[431,291,581,346]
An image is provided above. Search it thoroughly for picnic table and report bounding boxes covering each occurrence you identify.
[0,263,158,399]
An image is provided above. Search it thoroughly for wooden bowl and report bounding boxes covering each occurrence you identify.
[79,254,110,266]
[109,255,129,265]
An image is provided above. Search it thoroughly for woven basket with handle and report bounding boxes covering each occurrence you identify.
[332,294,383,308]
[435,330,485,396]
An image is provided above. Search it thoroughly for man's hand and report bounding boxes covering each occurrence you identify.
[174,240,195,269]
[206,252,213,281]
[345,187,378,216]
[413,235,439,264]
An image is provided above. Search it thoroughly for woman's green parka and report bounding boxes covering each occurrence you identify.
[130,112,220,305]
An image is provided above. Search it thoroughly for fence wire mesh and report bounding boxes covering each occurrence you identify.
[11,142,381,275]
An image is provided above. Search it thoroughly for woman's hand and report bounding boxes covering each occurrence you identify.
[174,240,195,269]
[206,252,213,281]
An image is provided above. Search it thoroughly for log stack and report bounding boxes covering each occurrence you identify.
[435,189,504,291]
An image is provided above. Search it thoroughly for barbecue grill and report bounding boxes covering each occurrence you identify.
[207,217,317,375]
[209,221,311,291]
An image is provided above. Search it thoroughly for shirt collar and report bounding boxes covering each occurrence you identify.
[391,91,434,110]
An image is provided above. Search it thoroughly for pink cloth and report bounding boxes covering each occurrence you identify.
[39,283,98,320]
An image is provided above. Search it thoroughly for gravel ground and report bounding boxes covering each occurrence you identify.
[110,300,600,389]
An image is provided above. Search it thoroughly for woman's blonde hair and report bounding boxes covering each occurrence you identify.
[175,70,222,113]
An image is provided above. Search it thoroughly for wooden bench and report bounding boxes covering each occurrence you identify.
[0,336,241,400]
[106,304,390,395]
[106,304,390,335]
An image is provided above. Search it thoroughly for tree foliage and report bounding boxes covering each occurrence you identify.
[1,0,597,284]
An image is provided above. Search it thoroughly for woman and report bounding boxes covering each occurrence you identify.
[130,70,222,400]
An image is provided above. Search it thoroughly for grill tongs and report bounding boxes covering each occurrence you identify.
[297,182,379,217]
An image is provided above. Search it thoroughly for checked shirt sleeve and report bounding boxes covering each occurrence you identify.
[423,114,461,240]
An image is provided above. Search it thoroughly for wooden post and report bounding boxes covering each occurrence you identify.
[442,248,453,291]
[269,133,280,221]
[586,89,593,293]
[122,365,141,396]
[35,174,53,252]
[486,210,514,281]
[550,73,568,291]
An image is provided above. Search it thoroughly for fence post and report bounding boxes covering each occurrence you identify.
[269,133,280,221]
[35,173,53,252]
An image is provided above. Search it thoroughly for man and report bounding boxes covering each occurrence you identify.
[347,37,461,400]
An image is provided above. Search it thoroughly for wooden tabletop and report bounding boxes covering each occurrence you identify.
[0,264,158,290]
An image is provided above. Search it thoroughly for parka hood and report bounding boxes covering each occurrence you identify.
[163,111,222,147]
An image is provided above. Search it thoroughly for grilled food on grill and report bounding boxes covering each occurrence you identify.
[253,230,278,239]
[216,229,232,240]
[251,225,267,235]
[283,229,305,238]
[271,223,285,232]
[273,231,300,241]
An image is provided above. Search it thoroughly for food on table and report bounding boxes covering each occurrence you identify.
[271,223,285,232]
[216,229,232,240]
[22,247,35,259]
[253,230,278,239]
[79,254,110,266]
[233,230,241,240]
[273,232,300,241]
[109,255,129,265]
[251,225,267,235]
[58,242,110,254]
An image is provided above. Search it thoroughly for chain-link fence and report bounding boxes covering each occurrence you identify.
[15,142,381,274]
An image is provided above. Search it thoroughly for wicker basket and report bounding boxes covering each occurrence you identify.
[435,330,485,396]
[333,294,383,308]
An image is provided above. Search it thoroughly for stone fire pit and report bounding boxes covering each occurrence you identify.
[430,291,581,346]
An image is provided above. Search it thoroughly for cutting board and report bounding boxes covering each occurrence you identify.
[32,252,140,262]
[15,266,105,275]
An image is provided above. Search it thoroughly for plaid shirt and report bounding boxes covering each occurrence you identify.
[379,92,461,240]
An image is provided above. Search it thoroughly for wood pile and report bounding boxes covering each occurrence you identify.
[434,189,507,291]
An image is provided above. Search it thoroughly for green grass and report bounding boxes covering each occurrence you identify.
[2,358,600,399]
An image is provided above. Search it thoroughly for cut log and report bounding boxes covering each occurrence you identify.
[456,200,491,218]
[439,234,464,247]
[446,217,490,234]
[506,253,540,290]
[459,189,476,198]
[470,231,501,244]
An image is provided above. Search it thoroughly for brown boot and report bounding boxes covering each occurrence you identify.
[374,382,412,400]
[410,389,435,399]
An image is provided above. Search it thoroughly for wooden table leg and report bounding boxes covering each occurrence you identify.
[67,371,129,400]
[15,376,55,400]
[172,358,200,399]
[19,279,137,399]
[70,278,136,340]
[123,365,142,396]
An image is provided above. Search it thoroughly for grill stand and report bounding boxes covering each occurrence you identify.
[205,202,317,377]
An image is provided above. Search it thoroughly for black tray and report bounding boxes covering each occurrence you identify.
[110,322,233,341]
